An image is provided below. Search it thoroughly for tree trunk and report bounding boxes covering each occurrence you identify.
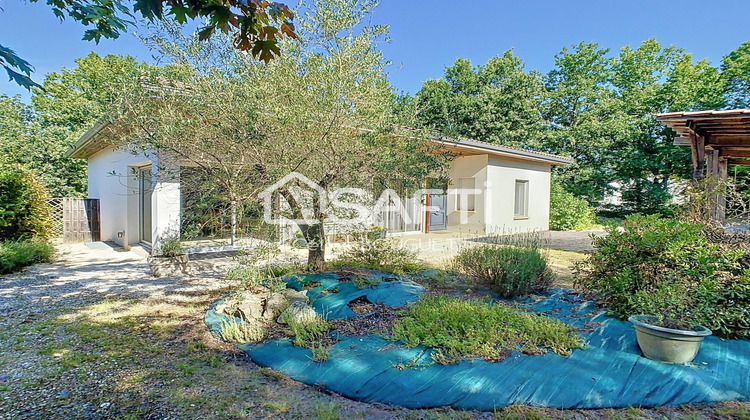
[304,220,326,271]
[230,199,237,247]
[278,186,327,271]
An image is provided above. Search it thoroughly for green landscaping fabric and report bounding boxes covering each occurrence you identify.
[204,271,750,410]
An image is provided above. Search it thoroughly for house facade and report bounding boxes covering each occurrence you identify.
[67,125,571,252]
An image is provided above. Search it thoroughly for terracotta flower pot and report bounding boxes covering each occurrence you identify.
[629,315,712,364]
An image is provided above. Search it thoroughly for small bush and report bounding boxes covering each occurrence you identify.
[157,237,183,257]
[575,214,750,338]
[330,238,426,275]
[0,239,55,274]
[284,314,331,349]
[0,165,53,240]
[218,317,267,343]
[451,245,553,297]
[390,296,584,364]
[311,345,329,362]
[549,182,597,231]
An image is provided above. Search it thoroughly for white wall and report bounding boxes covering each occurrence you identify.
[151,153,181,253]
[485,155,551,233]
[87,146,180,252]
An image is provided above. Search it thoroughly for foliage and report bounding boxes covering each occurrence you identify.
[542,41,625,203]
[608,40,724,215]
[330,238,427,275]
[549,181,598,231]
[219,317,267,344]
[226,245,305,292]
[157,237,183,257]
[451,244,553,298]
[0,44,38,90]
[3,0,295,89]
[311,345,329,362]
[722,40,750,108]
[451,232,552,297]
[390,296,584,365]
[0,239,55,274]
[0,165,53,241]
[282,312,331,349]
[679,176,750,227]
[115,0,451,270]
[0,95,86,197]
[575,214,750,338]
[412,38,732,215]
[0,54,153,197]
[414,51,548,149]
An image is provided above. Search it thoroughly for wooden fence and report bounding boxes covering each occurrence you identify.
[48,198,101,242]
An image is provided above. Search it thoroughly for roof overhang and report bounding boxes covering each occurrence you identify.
[434,136,573,166]
[656,109,750,177]
[67,119,573,166]
[66,119,117,159]
[656,109,750,149]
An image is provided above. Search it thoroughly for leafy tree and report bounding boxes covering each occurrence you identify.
[609,39,724,214]
[415,51,547,149]
[1,0,296,89]
[722,40,750,108]
[113,0,450,268]
[542,42,627,204]
[0,54,152,197]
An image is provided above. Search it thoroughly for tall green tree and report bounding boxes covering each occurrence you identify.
[415,51,547,149]
[114,0,450,267]
[610,39,724,214]
[0,53,152,197]
[722,40,750,108]
[543,42,626,203]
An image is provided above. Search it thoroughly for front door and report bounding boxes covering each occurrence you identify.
[138,167,153,244]
[428,194,447,231]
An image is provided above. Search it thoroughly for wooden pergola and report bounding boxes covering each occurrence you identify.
[656,109,750,222]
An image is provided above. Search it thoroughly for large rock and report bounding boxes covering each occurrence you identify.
[217,287,310,325]
[264,293,289,321]
[277,301,319,325]
[281,288,308,305]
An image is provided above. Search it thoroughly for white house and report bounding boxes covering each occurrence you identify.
[67,124,572,252]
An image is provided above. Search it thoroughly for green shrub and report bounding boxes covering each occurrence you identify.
[0,239,55,274]
[451,245,553,297]
[218,317,267,343]
[549,182,597,231]
[283,314,331,349]
[330,238,426,275]
[0,165,53,240]
[158,237,183,257]
[390,296,584,364]
[575,214,750,338]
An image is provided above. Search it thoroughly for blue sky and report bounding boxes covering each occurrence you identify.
[2,0,750,101]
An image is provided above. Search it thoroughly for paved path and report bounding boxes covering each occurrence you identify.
[0,243,238,320]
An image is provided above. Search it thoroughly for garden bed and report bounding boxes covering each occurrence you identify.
[205,270,750,410]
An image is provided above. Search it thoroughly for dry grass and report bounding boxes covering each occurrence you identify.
[546,249,589,289]
[1,262,748,418]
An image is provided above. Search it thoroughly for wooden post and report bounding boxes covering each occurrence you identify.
[690,132,706,179]
[706,150,719,221]
[716,157,728,223]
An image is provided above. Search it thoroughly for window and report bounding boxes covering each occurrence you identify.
[457,178,476,211]
[514,180,529,218]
